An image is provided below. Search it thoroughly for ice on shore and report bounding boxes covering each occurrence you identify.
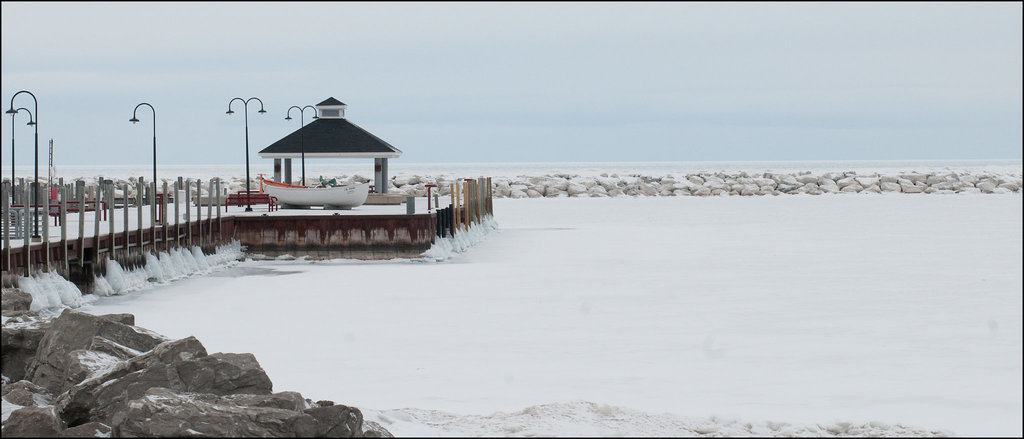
[14,241,243,310]
[421,215,499,261]
[93,240,242,296]
[18,271,94,311]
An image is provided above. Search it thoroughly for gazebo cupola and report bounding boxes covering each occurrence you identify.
[316,97,348,119]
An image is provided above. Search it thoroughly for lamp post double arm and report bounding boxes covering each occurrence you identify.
[7,107,35,184]
[129,103,157,192]
[285,105,317,186]
[227,97,266,212]
[6,91,40,238]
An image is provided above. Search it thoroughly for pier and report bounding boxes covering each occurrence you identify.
[2,176,493,292]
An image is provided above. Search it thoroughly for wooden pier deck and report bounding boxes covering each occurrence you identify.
[2,177,493,292]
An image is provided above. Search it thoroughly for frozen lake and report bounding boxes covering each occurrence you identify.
[80,194,1022,437]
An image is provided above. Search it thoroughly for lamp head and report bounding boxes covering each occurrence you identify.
[312,115,319,119]
[258,109,267,114]
[129,117,140,123]
[226,109,234,115]
[27,120,36,126]
[5,108,16,115]
[285,116,292,120]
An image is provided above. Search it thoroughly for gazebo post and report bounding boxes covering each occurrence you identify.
[374,158,389,194]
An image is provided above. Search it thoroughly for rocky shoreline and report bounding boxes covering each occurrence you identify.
[385,170,1023,198]
[1,289,392,438]
[74,169,1023,202]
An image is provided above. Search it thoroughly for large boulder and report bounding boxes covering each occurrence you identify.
[57,339,272,427]
[998,181,1020,192]
[776,183,800,193]
[773,174,799,186]
[671,180,698,192]
[1,380,52,407]
[3,406,65,437]
[566,183,588,197]
[836,177,858,189]
[702,176,726,189]
[739,184,760,196]
[587,185,609,197]
[637,183,659,196]
[174,353,274,395]
[110,387,319,438]
[1,289,33,315]
[1,314,52,382]
[880,181,902,192]
[363,420,395,438]
[545,179,569,194]
[26,309,167,395]
[977,181,997,193]
[752,178,775,189]
[900,182,926,193]
[862,184,882,194]
[56,336,208,426]
[304,404,365,437]
[61,349,125,392]
[818,179,840,193]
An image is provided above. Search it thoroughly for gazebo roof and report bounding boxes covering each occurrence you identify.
[317,97,346,106]
[258,114,402,159]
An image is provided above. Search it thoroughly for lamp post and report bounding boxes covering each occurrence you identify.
[7,107,35,185]
[285,105,317,186]
[7,91,40,239]
[129,103,158,194]
[227,97,266,212]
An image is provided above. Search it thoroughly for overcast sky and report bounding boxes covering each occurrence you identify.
[2,2,1021,167]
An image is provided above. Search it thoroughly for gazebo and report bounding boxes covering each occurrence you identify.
[258,97,402,194]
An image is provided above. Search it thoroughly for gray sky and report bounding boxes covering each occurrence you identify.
[2,2,1021,166]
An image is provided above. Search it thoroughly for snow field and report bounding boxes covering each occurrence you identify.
[73,194,1021,437]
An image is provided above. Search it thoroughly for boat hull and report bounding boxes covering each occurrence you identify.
[264,182,371,210]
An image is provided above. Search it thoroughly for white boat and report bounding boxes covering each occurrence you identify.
[261,177,370,210]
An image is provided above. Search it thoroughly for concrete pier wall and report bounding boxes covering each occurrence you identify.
[231,214,436,260]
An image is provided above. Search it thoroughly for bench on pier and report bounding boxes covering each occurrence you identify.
[225,191,278,212]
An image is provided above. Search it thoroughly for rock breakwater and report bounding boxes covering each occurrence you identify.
[75,169,1022,200]
[380,170,1023,198]
[1,291,391,438]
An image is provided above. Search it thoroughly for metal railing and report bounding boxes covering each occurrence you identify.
[6,206,25,239]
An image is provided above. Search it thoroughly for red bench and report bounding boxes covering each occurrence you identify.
[225,191,278,212]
